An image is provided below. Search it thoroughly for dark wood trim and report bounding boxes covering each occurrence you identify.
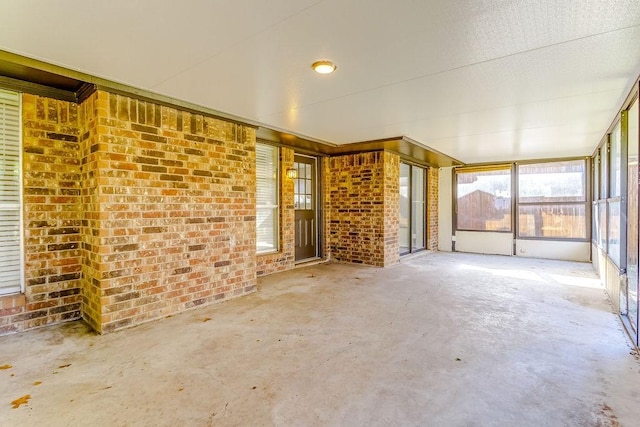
[0,75,77,102]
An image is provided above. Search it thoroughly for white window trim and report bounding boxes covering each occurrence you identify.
[256,143,279,255]
[0,88,24,296]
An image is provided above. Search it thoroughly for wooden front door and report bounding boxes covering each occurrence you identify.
[294,155,317,261]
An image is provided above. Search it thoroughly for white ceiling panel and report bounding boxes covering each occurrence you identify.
[0,0,323,87]
[1,0,639,163]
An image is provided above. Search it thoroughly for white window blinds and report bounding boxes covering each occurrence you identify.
[256,143,279,254]
[0,89,22,295]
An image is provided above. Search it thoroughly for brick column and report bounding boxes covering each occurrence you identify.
[80,91,258,333]
[326,151,399,267]
[427,167,439,251]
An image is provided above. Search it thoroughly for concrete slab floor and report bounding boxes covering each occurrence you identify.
[1,252,639,426]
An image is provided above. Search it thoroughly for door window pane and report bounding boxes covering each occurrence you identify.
[400,163,427,255]
[456,168,511,231]
[399,163,410,254]
[412,167,425,250]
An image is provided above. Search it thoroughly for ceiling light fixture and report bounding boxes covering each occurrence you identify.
[312,60,336,74]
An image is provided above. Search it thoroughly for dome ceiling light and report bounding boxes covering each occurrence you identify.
[312,60,336,74]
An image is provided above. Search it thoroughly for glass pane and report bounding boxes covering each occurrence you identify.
[256,144,279,253]
[608,201,621,266]
[412,167,425,250]
[305,164,311,182]
[598,202,607,250]
[592,203,598,243]
[627,98,639,340]
[256,144,278,206]
[399,163,410,254]
[0,89,22,294]
[593,152,600,201]
[518,205,586,238]
[456,168,511,231]
[610,121,622,197]
[256,206,278,253]
[518,160,586,203]
[601,142,609,198]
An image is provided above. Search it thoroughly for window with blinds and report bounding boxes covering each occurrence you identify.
[0,89,22,295]
[256,143,279,254]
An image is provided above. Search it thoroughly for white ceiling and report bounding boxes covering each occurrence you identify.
[1,0,639,163]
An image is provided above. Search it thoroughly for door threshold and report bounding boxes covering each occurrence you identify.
[294,257,325,268]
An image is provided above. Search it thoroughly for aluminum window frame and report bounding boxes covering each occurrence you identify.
[454,165,513,233]
[400,161,427,256]
[515,158,590,242]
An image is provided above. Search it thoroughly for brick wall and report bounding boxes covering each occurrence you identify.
[2,90,259,336]
[427,167,439,251]
[84,91,257,333]
[383,152,400,265]
[0,94,82,335]
[78,92,101,331]
[256,146,295,276]
[1,88,439,336]
[326,151,399,267]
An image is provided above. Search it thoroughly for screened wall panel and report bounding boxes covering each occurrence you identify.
[608,121,623,267]
[517,160,587,240]
[626,97,639,341]
[456,168,511,232]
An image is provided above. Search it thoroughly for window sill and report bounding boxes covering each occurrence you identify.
[257,250,281,257]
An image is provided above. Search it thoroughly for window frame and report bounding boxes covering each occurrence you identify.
[399,162,427,256]
[0,88,24,296]
[606,114,628,268]
[255,142,280,255]
[515,158,590,242]
[454,165,513,233]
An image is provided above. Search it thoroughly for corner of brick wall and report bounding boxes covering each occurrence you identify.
[427,167,439,251]
[256,146,295,276]
[0,94,83,335]
[383,152,400,266]
[327,151,388,267]
[78,91,103,332]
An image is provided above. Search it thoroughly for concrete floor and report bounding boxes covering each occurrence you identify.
[1,252,639,426]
